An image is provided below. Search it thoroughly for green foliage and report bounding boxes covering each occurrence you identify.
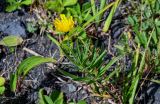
[128,0,160,47]
[82,2,115,28]
[48,32,122,96]
[6,0,33,12]
[39,89,86,104]
[0,77,5,95]
[0,35,23,47]
[49,37,122,85]
[53,1,116,41]
[0,86,5,95]
[48,0,118,36]
[10,56,56,92]
[66,2,92,24]
[0,77,5,87]
[44,0,77,13]
[121,0,160,103]
[10,73,17,92]
[127,0,160,73]
[39,89,64,104]
[103,0,121,32]
[26,22,38,33]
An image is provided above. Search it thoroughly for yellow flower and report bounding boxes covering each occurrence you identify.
[54,14,74,32]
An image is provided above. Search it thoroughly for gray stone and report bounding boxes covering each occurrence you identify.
[0,21,26,37]
[67,84,77,92]
[0,12,33,38]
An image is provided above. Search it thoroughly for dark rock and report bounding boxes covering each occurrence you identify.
[0,0,6,12]
[147,83,160,104]
[0,12,33,38]
[0,21,26,37]
[61,82,89,102]
[139,81,160,104]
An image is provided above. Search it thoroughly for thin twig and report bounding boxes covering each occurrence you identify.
[23,47,41,56]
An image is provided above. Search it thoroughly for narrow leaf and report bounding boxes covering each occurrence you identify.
[44,95,54,104]
[103,0,121,32]
[38,89,46,104]
[17,56,56,76]
[10,73,17,92]
[98,56,122,77]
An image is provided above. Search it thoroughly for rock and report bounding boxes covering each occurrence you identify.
[139,82,160,104]
[0,0,6,12]
[61,83,76,93]
[68,84,77,92]
[147,83,160,104]
[0,11,33,38]
[0,21,26,37]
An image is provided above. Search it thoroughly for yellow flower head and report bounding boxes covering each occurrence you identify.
[54,14,74,32]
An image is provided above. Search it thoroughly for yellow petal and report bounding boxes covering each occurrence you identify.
[54,14,74,32]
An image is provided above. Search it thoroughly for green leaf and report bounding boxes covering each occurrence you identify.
[105,69,119,81]
[44,95,54,104]
[63,0,77,7]
[38,89,46,104]
[5,5,19,12]
[10,73,17,92]
[98,55,122,77]
[0,86,5,95]
[77,100,86,104]
[82,9,92,21]
[82,2,91,12]
[89,50,106,69]
[128,75,139,104]
[53,91,63,104]
[50,90,63,104]
[152,31,157,44]
[50,90,60,102]
[83,2,114,28]
[26,23,37,33]
[90,0,96,21]
[66,8,78,16]
[57,0,63,4]
[44,1,64,13]
[0,35,23,47]
[75,4,81,14]
[155,19,160,26]
[103,0,121,32]
[0,77,5,86]
[128,16,135,26]
[21,0,33,5]
[17,56,56,76]
[98,0,106,21]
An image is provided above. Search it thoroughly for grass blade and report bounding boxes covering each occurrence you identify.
[98,55,122,77]
[10,73,17,92]
[83,2,114,28]
[90,0,97,21]
[102,0,121,32]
